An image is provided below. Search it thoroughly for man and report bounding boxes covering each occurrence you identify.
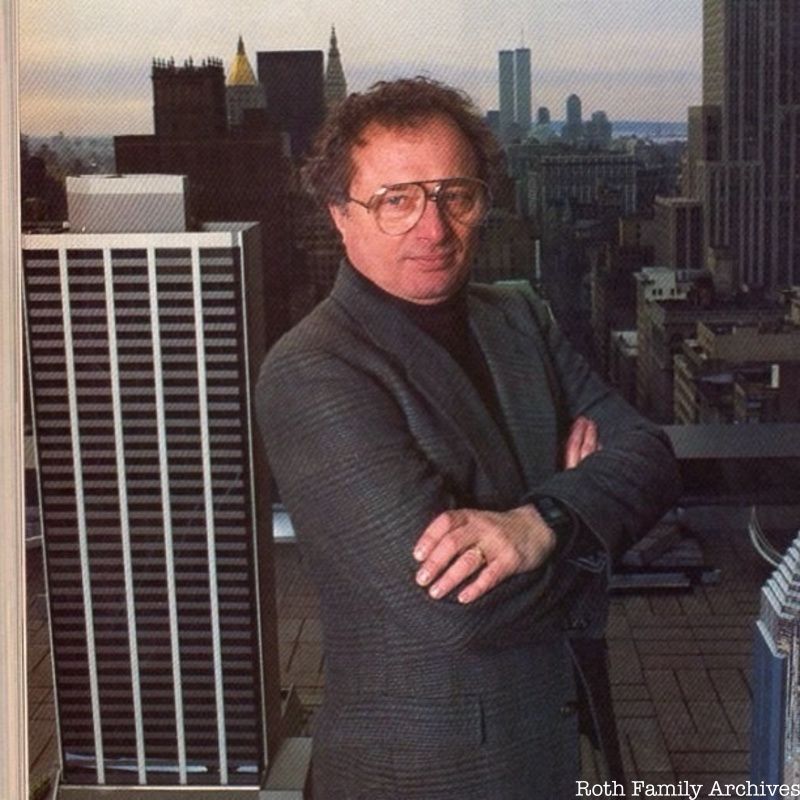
[257,78,680,799]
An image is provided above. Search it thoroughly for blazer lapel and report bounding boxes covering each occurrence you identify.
[331,266,525,505]
[467,293,561,490]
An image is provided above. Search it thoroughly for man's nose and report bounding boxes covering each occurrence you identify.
[414,196,453,240]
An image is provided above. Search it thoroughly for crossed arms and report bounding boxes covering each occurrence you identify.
[413,416,600,604]
[257,294,680,650]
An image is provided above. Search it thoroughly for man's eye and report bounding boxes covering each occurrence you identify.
[442,190,474,207]
[381,193,415,211]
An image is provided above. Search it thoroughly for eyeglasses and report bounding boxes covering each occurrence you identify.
[346,177,492,236]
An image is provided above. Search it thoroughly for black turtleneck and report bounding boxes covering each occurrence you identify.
[345,261,505,428]
[345,261,580,556]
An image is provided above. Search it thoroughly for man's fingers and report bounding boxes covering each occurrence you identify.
[413,505,557,600]
[563,416,589,469]
[457,560,510,604]
[416,524,473,587]
[413,509,467,562]
[579,419,598,461]
[564,416,600,469]
[426,545,487,599]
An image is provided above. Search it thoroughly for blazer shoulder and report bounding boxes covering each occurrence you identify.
[468,281,555,335]
[256,296,389,417]
[262,297,357,369]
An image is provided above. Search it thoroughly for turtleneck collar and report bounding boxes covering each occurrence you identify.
[342,259,469,317]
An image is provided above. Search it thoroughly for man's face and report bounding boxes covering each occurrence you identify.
[329,114,482,304]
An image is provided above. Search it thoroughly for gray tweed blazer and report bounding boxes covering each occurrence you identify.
[256,264,680,799]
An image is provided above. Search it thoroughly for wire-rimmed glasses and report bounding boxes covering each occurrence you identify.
[347,177,492,236]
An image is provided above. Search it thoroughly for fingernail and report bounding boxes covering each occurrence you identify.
[416,569,430,586]
[429,584,442,599]
[458,591,470,604]
[413,546,425,561]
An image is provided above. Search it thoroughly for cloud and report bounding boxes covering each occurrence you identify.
[20,57,153,135]
[18,0,702,134]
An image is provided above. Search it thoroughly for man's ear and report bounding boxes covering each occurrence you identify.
[328,203,348,238]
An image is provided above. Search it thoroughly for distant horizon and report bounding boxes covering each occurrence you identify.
[20,120,691,141]
[20,0,702,137]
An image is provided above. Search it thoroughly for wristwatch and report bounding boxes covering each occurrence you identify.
[529,496,575,547]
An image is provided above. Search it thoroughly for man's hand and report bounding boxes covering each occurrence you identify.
[411,416,601,605]
[563,415,600,469]
[412,505,556,604]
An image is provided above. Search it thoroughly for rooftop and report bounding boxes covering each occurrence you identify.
[27,504,799,795]
[227,36,258,87]
[665,423,800,460]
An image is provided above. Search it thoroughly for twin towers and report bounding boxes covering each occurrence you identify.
[498,48,531,141]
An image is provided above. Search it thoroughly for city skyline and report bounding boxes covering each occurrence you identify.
[20,0,702,136]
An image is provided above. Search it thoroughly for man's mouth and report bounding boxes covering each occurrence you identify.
[407,251,457,267]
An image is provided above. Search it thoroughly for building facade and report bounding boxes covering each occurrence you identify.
[528,154,638,220]
[692,0,800,292]
[608,330,639,407]
[21,175,281,790]
[636,267,716,421]
[514,48,532,134]
[674,316,800,424]
[635,266,786,422]
[653,197,704,270]
[257,50,325,159]
[562,94,584,143]
[498,49,516,141]
[497,47,532,142]
[471,208,537,285]
[589,231,653,375]
[115,61,294,346]
[152,58,228,140]
[586,111,612,150]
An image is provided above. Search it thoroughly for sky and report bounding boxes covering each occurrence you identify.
[19,0,703,136]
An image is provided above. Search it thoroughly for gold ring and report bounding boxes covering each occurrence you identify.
[469,544,487,567]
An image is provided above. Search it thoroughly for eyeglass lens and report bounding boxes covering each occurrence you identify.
[372,179,489,235]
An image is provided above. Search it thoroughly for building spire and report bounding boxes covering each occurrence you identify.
[227,34,257,86]
[324,25,347,108]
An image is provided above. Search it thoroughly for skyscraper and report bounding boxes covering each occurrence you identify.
[152,57,227,140]
[654,197,704,270]
[586,111,612,149]
[693,0,800,292]
[498,50,515,141]
[514,48,532,134]
[562,93,584,143]
[115,59,294,345]
[752,529,800,784]
[226,35,266,129]
[497,47,532,142]
[22,175,283,790]
[257,50,325,158]
[683,105,721,198]
[324,26,347,108]
[531,106,555,143]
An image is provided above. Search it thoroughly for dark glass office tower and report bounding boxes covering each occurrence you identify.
[256,50,325,158]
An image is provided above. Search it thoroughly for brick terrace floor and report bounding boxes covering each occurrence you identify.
[28,507,787,796]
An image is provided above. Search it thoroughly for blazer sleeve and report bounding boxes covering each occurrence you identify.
[516,287,682,562]
[258,340,587,652]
